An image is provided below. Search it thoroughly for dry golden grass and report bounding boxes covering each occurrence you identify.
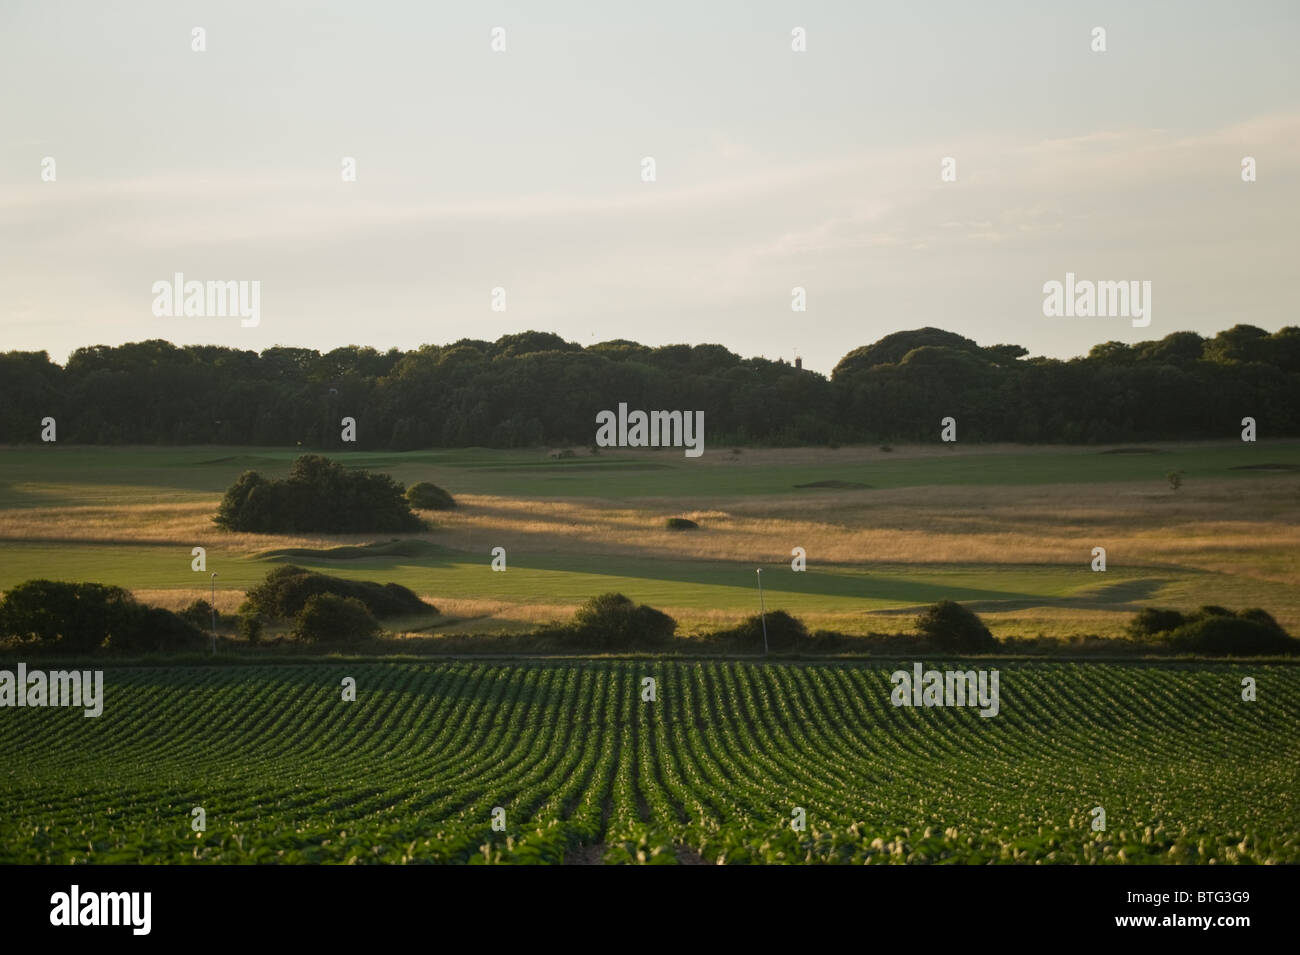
[421,598,572,627]
[0,501,409,554]
[424,478,1300,586]
[135,588,247,615]
[3,476,1295,588]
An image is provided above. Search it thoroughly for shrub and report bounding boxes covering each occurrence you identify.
[569,593,676,650]
[214,455,421,533]
[237,614,263,645]
[665,517,699,531]
[406,481,457,511]
[720,610,809,652]
[1163,615,1298,655]
[179,599,216,629]
[242,565,434,620]
[1126,607,1186,639]
[0,579,205,653]
[292,594,379,645]
[0,580,141,651]
[104,607,207,653]
[915,601,997,653]
[1167,470,1183,491]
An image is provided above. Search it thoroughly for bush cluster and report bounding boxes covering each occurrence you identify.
[242,565,434,621]
[1128,605,1297,655]
[241,566,438,646]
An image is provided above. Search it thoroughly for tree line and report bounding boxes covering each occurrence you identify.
[2,325,1297,447]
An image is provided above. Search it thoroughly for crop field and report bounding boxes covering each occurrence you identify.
[0,441,1298,638]
[1,660,1296,865]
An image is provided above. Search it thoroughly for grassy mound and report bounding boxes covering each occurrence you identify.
[255,540,443,561]
[406,482,457,510]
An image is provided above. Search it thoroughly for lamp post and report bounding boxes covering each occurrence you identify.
[756,568,768,656]
[210,572,217,654]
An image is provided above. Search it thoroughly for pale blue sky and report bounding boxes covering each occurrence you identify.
[2,1,1297,372]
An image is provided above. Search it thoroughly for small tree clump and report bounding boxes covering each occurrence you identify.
[215,455,421,533]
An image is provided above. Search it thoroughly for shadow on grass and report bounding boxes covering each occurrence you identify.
[256,543,1073,602]
[864,576,1175,616]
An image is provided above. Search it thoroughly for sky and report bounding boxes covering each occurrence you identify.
[2,0,1297,374]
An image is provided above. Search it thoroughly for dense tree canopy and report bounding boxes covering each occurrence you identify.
[3,325,1296,447]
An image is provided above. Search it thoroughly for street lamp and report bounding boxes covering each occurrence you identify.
[756,568,768,656]
[210,572,218,654]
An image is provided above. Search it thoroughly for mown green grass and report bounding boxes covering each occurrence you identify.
[1,660,1295,864]
[7,538,1292,631]
[2,440,1297,505]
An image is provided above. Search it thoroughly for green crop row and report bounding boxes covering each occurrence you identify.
[1,661,1296,864]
